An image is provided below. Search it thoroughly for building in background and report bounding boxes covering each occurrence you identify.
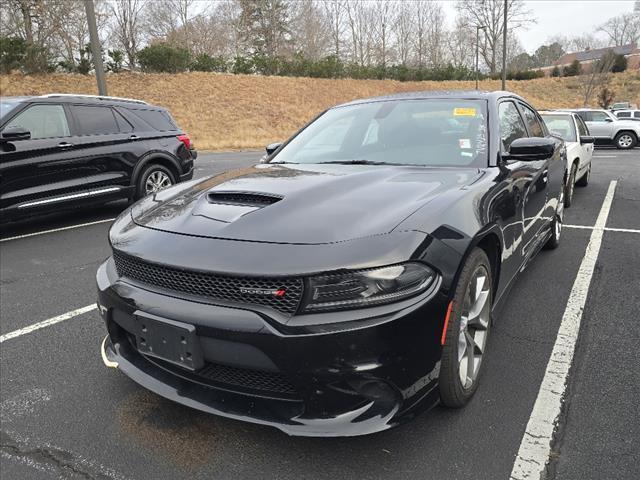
[539,43,640,76]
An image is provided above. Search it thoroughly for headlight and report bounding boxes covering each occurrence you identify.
[302,263,436,313]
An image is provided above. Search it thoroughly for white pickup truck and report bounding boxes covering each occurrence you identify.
[568,108,640,149]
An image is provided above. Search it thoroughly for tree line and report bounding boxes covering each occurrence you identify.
[1,0,638,81]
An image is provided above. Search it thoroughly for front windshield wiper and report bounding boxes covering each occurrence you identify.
[316,159,393,165]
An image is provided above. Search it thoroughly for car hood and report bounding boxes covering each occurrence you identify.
[132,163,482,244]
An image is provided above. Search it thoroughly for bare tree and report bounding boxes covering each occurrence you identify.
[447,15,475,69]
[109,0,146,69]
[370,0,395,67]
[578,51,617,106]
[322,0,345,59]
[290,0,331,60]
[143,0,195,49]
[392,0,412,66]
[598,14,640,46]
[344,0,373,66]
[456,0,534,73]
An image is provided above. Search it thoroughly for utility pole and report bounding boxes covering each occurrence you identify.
[84,0,107,95]
[501,0,508,90]
[475,25,486,90]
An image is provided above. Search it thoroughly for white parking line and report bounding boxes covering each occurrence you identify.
[510,180,617,480]
[565,224,640,234]
[0,305,96,343]
[0,218,115,243]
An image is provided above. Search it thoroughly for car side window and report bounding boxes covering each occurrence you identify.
[114,110,134,133]
[5,104,70,139]
[498,101,528,151]
[590,111,611,123]
[73,105,120,135]
[577,112,590,122]
[576,116,589,136]
[635,112,640,119]
[519,104,545,137]
[617,112,631,118]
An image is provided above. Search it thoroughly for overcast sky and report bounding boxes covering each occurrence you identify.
[441,0,637,53]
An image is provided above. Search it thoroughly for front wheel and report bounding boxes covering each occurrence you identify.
[439,248,493,408]
[544,193,564,250]
[614,132,637,150]
[576,163,591,187]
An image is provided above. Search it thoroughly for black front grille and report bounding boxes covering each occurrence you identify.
[113,251,303,315]
[197,362,298,395]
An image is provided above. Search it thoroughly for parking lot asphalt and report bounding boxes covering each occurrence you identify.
[1,149,638,480]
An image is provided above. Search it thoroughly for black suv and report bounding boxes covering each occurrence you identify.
[0,94,196,221]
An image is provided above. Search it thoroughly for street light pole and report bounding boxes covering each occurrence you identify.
[84,0,107,95]
[501,0,508,90]
[475,25,485,90]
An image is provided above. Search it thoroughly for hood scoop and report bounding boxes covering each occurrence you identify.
[207,191,283,208]
[191,191,284,224]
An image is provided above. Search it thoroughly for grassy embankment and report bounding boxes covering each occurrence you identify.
[2,70,639,150]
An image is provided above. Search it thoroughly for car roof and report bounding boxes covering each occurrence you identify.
[4,94,161,109]
[334,90,527,108]
[615,109,639,113]
[539,111,575,116]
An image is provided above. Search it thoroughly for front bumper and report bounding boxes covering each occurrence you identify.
[97,258,447,436]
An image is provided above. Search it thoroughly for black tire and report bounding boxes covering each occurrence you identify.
[614,131,637,150]
[439,248,492,408]
[576,163,591,187]
[135,164,176,200]
[544,196,563,250]
[564,164,576,208]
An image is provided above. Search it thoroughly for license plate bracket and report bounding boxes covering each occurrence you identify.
[134,312,204,371]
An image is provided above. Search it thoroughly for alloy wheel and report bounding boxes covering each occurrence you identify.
[145,170,173,194]
[458,265,491,389]
[618,134,633,148]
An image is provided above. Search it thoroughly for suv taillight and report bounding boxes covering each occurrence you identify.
[177,134,191,151]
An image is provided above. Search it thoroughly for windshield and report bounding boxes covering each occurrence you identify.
[0,99,24,119]
[271,99,488,167]
[541,114,576,142]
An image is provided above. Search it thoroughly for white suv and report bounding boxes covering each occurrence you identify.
[569,108,640,149]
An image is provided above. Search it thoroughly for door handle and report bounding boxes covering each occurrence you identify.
[58,142,73,148]
[129,135,140,141]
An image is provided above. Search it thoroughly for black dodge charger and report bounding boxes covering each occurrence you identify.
[97,91,566,436]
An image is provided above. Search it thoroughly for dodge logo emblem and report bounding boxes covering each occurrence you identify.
[240,288,286,298]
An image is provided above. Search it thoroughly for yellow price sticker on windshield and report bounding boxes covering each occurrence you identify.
[453,107,477,116]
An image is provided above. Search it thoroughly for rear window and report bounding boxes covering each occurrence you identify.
[128,108,176,131]
[73,105,119,135]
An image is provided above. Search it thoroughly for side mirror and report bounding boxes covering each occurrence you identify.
[504,137,555,161]
[265,142,282,156]
[580,135,595,144]
[1,126,31,142]
[604,118,613,123]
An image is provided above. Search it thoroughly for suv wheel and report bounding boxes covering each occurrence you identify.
[614,132,637,149]
[439,248,492,408]
[137,164,175,199]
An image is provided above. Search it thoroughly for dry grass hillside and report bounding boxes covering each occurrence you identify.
[2,70,639,150]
